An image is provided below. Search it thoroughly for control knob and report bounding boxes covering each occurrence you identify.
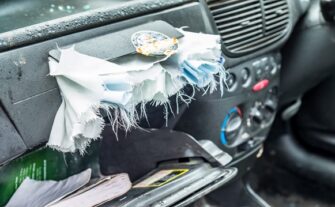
[263,98,278,122]
[250,107,263,126]
[264,99,277,114]
[221,107,243,146]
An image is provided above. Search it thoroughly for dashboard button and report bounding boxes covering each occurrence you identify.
[252,60,263,80]
[264,63,271,73]
[252,79,269,92]
[241,68,250,85]
[255,68,263,80]
[270,64,278,75]
[261,57,269,65]
[226,73,236,90]
[252,60,261,69]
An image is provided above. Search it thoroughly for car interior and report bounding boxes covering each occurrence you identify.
[1,0,335,206]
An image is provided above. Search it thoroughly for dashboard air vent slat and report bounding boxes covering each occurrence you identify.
[206,0,290,55]
[223,28,262,41]
[212,4,260,17]
[218,19,263,34]
[208,0,259,11]
[230,32,283,53]
[215,13,262,28]
[225,34,264,49]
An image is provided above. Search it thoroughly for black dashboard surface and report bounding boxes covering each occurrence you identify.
[0,0,305,164]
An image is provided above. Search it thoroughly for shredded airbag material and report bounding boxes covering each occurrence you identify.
[48,29,227,153]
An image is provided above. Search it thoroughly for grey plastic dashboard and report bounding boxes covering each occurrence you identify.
[0,0,305,164]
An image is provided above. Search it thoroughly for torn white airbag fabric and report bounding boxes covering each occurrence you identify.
[48,29,226,153]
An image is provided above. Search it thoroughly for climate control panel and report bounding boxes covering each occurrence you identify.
[176,53,281,157]
[221,86,278,148]
[219,54,280,150]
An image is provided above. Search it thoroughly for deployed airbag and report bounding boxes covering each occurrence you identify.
[48,29,226,153]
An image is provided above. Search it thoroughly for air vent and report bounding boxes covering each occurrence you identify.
[207,0,290,55]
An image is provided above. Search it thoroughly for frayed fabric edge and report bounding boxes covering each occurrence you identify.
[47,59,227,154]
[47,104,105,155]
[47,87,196,154]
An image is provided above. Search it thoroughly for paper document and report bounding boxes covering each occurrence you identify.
[6,169,92,207]
[48,173,131,207]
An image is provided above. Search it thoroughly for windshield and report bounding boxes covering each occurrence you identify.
[0,0,130,33]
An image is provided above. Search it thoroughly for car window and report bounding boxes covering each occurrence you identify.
[0,0,131,33]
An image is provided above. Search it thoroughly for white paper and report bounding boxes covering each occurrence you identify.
[48,173,131,207]
[6,169,92,207]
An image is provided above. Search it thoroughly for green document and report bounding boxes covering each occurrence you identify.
[0,141,100,206]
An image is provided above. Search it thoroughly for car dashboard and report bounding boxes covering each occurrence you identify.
[0,0,311,206]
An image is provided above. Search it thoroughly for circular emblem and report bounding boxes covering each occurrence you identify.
[131,31,178,57]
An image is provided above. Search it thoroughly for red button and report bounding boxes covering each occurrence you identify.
[252,79,269,92]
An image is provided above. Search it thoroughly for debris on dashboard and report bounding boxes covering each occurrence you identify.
[131,30,179,57]
[6,168,132,207]
[47,29,227,153]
